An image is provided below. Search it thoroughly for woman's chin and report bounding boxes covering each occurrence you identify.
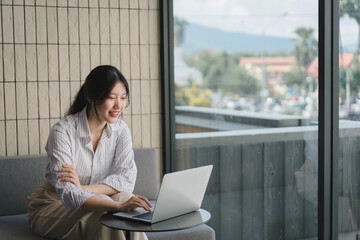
[107,117,119,123]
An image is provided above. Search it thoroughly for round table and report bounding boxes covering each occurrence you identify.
[100,209,211,240]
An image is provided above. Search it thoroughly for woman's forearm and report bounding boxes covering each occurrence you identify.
[82,184,118,196]
[80,193,152,213]
[81,194,121,212]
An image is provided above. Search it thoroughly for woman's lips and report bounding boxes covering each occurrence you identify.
[109,111,120,117]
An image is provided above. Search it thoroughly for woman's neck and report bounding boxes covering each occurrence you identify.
[86,107,106,137]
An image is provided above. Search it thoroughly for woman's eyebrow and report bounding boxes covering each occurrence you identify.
[108,93,128,97]
[109,92,127,95]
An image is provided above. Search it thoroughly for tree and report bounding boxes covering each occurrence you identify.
[340,1,360,102]
[184,49,227,90]
[221,66,259,95]
[184,49,259,95]
[293,27,318,70]
[174,17,188,47]
[175,81,212,107]
[340,0,360,60]
[283,27,317,90]
[283,66,307,87]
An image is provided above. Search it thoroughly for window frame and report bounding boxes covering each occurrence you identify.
[318,0,339,238]
[160,0,176,173]
[160,0,340,239]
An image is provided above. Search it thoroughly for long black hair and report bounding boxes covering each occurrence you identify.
[66,65,130,116]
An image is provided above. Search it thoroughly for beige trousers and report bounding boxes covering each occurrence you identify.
[26,180,148,240]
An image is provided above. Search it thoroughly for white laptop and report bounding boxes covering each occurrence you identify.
[113,165,213,224]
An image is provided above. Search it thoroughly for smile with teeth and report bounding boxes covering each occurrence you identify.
[109,111,120,117]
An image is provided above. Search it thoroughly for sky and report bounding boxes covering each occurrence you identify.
[174,0,357,47]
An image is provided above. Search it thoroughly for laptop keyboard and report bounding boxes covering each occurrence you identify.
[133,211,153,221]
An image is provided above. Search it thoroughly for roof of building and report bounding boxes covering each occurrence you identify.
[307,52,360,77]
[239,56,296,66]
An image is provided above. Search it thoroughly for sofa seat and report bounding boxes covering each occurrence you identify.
[0,214,46,240]
[0,214,214,240]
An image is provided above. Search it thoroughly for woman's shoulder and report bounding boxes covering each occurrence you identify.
[46,114,81,146]
[51,113,80,134]
[110,118,131,135]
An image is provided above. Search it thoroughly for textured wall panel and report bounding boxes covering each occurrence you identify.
[0,1,162,157]
[47,7,58,44]
[14,6,25,43]
[14,45,26,82]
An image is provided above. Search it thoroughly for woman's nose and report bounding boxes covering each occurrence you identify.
[114,98,121,109]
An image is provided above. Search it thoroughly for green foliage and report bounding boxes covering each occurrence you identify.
[339,69,347,98]
[339,66,360,99]
[351,67,360,92]
[340,0,360,23]
[221,67,259,94]
[282,27,317,89]
[184,49,226,90]
[175,82,212,107]
[292,27,318,69]
[340,0,360,61]
[184,49,260,95]
[282,66,307,87]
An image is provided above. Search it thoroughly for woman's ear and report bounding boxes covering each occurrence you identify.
[88,98,93,103]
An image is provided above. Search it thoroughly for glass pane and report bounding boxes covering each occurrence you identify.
[338,1,360,239]
[173,1,319,239]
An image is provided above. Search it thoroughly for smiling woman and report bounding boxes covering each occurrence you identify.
[66,65,130,118]
[26,65,151,240]
[91,81,129,124]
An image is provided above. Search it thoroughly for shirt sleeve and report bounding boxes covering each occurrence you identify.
[45,129,95,209]
[101,125,137,193]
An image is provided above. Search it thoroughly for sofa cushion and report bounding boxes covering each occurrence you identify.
[0,214,46,240]
[0,155,47,216]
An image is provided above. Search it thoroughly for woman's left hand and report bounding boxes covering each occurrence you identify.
[58,164,83,190]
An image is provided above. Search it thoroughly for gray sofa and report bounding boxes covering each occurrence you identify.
[0,148,215,240]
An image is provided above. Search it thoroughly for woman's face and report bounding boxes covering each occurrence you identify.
[93,81,128,124]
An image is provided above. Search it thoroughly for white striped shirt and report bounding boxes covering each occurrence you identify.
[45,106,137,209]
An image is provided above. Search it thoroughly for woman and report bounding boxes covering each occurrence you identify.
[26,65,151,240]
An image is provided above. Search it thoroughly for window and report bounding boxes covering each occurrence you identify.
[338,0,360,239]
[171,1,319,239]
[162,0,344,239]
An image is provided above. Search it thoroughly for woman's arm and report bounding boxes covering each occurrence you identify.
[58,164,118,195]
[81,194,152,212]
[100,126,137,193]
[46,129,95,209]
[58,164,152,212]
[82,184,118,195]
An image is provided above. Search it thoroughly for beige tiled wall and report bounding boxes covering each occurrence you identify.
[0,0,163,168]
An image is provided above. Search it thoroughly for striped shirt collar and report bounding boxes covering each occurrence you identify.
[77,106,121,139]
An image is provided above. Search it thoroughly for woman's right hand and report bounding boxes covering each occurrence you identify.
[118,195,152,212]
[58,164,83,190]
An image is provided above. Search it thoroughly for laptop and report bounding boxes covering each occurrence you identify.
[113,165,213,224]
